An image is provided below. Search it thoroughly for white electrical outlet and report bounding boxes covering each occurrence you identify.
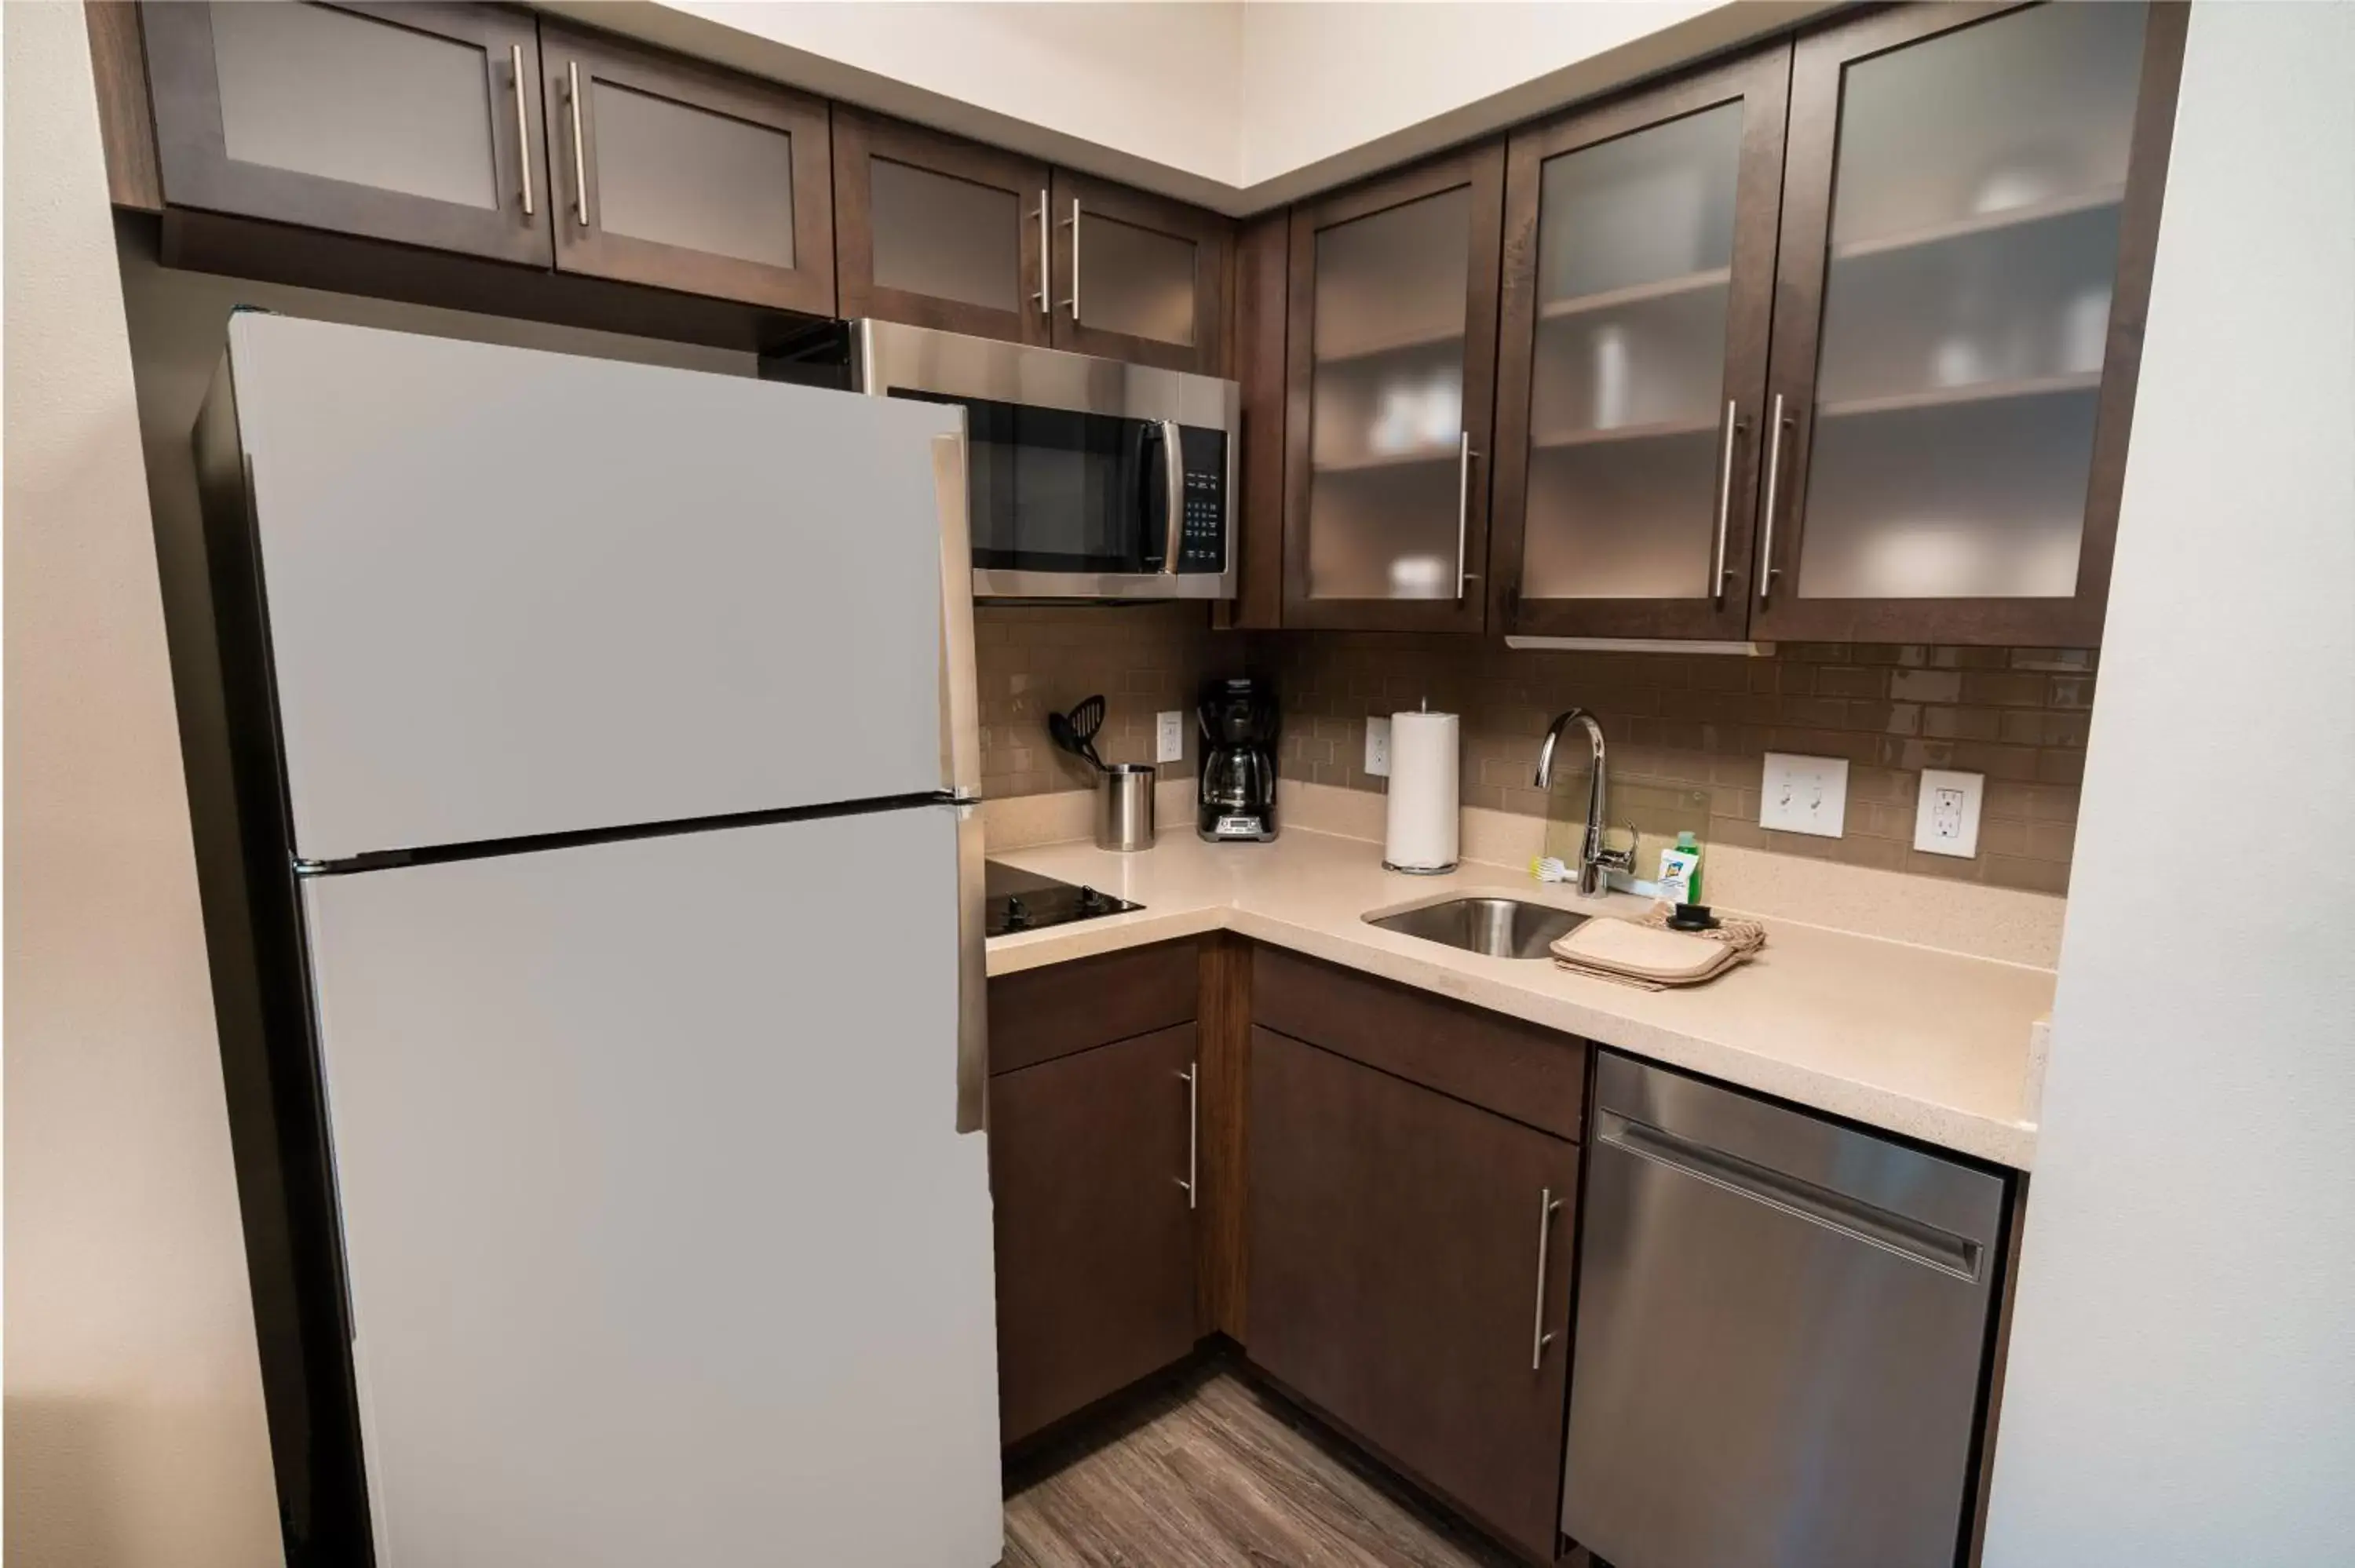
[1156,710,1185,764]
[1760,752,1849,837]
[1364,717,1392,778]
[1914,768,1984,857]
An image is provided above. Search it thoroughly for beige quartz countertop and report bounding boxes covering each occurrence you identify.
[986,826,2053,1169]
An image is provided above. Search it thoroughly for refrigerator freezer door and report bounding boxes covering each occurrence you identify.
[218,313,964,862]
[299,807,1000,1566]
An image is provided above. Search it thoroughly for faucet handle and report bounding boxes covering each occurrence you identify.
[1596,822,1641,874]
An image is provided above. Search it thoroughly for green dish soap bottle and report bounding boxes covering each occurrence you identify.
[1659,830,1703,906]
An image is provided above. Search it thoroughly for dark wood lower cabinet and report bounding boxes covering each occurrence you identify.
[1247,1025,1579,1562]
[991,1021,1200,1444]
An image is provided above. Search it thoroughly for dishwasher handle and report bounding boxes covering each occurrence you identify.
[1596,1110,1984,1282]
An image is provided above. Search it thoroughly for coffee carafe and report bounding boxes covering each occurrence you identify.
[1196,676,1279,842]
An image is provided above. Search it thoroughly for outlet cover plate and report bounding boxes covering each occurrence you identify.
[1914,768,1984,857]
[1364,717,1391,778]
[1760,752,1849,838]
[1156,710,1185,764]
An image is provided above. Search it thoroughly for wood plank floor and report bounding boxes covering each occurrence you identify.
[1002,1366,1528,1568]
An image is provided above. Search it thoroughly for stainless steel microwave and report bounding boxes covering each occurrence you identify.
[765,321,1238,600]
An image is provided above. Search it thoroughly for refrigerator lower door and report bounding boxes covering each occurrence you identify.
[1562,1054,2006,1568]
[211,313,968,862]
[300,805,999,1566]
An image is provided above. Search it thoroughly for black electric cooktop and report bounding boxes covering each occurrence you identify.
[984,861,1141,937]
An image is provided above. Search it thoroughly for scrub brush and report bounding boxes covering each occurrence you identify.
[1531,856,1573,884]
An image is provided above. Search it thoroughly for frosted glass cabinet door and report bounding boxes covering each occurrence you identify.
[1756,1,2186,644]
[1282,146,1507,633]
[541,22,834,315]
[1489,48,1791,640]
[141,2,551,264]
[1050,170,1232,375]
[834,108,1053,348]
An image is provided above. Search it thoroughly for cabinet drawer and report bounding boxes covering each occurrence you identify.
[1253,946,1585,1141]
[988,940,1197,1075]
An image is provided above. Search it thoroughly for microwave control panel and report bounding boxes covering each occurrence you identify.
[1174,427,1229,574]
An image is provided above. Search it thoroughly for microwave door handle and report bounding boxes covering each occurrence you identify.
[1159,419,1184,575]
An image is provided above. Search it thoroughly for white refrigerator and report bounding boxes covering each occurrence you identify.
[186,314,999,1566]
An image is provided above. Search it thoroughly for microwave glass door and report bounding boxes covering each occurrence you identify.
[893,390,1170,574]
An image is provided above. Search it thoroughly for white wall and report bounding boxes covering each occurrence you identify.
[559,0,1247,203]
[594,0,1811,213]
[1240,1,1713,183]
[2,4,286,1563]
[1981,5,2355,1564]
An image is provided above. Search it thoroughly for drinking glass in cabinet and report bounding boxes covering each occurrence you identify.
[1520,104,1743,601]
[1798,2,2149,600]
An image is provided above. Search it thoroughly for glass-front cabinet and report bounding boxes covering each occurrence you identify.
[832,108,1053,347]
[1755,0,2178,644]
[1489,50,1791,641]
[540,21,836,315]
[1282,147,1506,632]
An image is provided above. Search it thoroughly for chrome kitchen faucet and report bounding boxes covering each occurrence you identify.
[1535,709,1638,898]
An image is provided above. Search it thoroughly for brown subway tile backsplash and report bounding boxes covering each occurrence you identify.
[1253,634,2095,897]
[972,609,2093,897]
[973,604,1233,798]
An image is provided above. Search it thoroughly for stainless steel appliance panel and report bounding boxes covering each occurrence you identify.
[850,319,1238,600]
[1563,1053,2006,1568]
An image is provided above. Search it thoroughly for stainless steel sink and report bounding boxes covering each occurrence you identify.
[1366,896,1590,960]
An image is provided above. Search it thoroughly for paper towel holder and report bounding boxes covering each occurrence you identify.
[1382,701,1461,874]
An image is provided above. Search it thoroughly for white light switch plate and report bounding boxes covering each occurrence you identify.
[1914,768,1984,857]
[1364,717,1391,778]
[1761,752,1849,837]
[1156,710,1185,764]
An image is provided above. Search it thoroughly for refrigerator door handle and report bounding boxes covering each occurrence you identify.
[952,800,988,1135]
[933,431,981,803]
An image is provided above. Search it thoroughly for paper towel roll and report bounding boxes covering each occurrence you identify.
[1384,709,1460,873]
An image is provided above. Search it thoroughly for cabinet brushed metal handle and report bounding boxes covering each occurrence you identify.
[1177,1065,1198,1209]
[1159,418,1185,575]
[1455,432,1477,600]
[509,45,534,217]
[565,61,592,228]
[1530,1187,1563,1370]
[1758,392,1791,603]
[1711,399,1740,606]
[1057,198,1081,319]
[1033,189,1049,313]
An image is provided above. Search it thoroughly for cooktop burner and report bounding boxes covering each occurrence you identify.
[984,861,1141,937]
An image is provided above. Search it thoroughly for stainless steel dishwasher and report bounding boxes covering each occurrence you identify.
[1562,1053,2009,1568]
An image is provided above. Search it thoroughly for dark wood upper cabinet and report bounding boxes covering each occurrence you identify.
[538,20,834,315]
[1279,145,1506,633]
[990,1022,1201,1445]
[1753,0,2186,644]
[1248,1026,1577,1561]
[1047,170,1232,375]
[141,2,551,266]
[1489,47,1791,642]
[832,108,1053,345]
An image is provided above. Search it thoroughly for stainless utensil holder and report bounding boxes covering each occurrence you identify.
[1095,764,1156,852]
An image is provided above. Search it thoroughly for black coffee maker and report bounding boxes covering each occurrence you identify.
[1196,676,1279,842]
